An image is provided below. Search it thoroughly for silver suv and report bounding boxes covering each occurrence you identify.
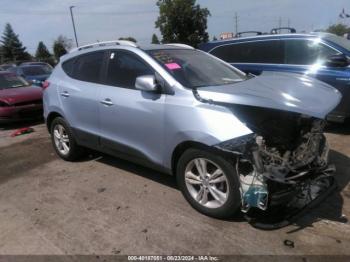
[44,40,341,219]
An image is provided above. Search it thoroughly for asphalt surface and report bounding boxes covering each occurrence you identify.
[0,121,349,255]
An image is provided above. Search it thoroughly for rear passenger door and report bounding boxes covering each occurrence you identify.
[98,50,165,167]
[59,51,107,148]
[209,39,284,75]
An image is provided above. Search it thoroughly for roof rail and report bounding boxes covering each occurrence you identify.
[236,31,262,38]
[165,43,194,49]
[270,27,296,34]
[69,40,138,53]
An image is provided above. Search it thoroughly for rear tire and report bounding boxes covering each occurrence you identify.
[50,117,85,161]
[176,148,241,219]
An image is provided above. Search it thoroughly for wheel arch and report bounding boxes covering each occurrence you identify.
[46,111,63,133]
[171,141,235,176]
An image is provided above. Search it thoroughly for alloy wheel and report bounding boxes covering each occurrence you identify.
[184,158,229,208]
[53,124,70,155]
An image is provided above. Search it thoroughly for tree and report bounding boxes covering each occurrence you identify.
[35,41,51,61]
[212,35,217,41]
[1,23,29,62]
[53,35,71,60]
[326,23,349,36]
[155,0,210,48]
[118,37,137,43]
[0,45,4,64]
[53,41,67,60]
[151,33,160,44]
[56,35,73,51]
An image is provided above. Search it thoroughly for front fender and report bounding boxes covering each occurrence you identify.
[163,99,253,168]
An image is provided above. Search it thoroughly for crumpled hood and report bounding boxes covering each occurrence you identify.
[196,71,342,119]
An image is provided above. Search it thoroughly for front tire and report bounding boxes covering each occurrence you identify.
[50,117,84,161]
[176,148,241,219]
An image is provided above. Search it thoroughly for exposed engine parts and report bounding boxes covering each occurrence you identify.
[257,119,329,184]
[216,117,335,213]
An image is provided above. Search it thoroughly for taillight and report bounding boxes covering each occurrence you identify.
[42,80,50,90]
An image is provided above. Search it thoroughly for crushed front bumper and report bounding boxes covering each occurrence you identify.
[244,173,337,230]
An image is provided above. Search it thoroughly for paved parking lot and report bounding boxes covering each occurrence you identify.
[0,121,349,255]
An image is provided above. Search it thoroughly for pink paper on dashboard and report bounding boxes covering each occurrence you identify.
[165,63,181,70]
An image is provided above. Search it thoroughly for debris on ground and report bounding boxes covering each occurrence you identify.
[10,127,34,137]
[284,239,295,248]
[97,187,106,193]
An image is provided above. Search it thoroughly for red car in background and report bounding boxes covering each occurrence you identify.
[0,72,43,123]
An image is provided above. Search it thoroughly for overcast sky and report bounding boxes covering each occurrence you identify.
[0,0,349,54]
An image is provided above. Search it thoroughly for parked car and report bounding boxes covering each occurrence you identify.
[8,65,52,86]
[0,63,16,71]
[0,72,43,122]
[21,61,53,70]
[199,32,350,123]
[44,40,340,219]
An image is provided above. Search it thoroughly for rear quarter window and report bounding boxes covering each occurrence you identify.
[62,58,75,77]
[61,51,105,84]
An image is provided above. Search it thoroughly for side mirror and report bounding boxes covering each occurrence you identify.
[135,75,158,92]
[325,54,349,67]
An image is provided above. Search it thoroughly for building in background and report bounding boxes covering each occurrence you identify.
[220,32,235,40]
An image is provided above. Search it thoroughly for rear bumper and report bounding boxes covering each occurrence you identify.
[0,104,43,123]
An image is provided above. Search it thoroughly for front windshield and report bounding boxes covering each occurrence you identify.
[22,66,51,76]
[323,33,350,51]
[0,74,29,89]
[147,49,246,88]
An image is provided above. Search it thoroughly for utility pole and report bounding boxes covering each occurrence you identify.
[70,6,79,47]
[287,18,290,28]
[234,12,238,35]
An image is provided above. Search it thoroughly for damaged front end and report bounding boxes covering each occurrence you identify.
[194,72,341,227]
[215,108,336,223]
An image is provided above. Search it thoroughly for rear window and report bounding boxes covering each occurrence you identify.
[22,66,51,76]
[210,40,283,64]
[0,74,29,89]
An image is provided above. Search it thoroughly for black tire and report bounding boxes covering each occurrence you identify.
[50,117,85,161]
[176,148,241,219]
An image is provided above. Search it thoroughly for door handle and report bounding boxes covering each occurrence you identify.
[60,91,69,97]
[100,98,114,106]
